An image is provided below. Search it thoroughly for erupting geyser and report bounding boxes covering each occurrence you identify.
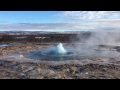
[40,42,76,59]
[25,43,76,61]
[41,43,75,57]
[51,43,67,55]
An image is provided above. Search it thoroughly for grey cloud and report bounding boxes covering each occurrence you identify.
[0,23,81,31]
[0,19,120,31]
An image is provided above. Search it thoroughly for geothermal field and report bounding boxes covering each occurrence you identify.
[1,31,120,79]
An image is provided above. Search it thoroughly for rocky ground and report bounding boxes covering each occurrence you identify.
[0,60,120,79]
[0,43,120,79]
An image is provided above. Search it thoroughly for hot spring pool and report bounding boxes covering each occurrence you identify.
[24,43,120,61]
[25,43,77,61]
[1,43,120,62]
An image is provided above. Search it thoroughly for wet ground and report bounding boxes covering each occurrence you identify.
[1,43,120,79]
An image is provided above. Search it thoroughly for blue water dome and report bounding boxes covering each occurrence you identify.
[49,43,67,55]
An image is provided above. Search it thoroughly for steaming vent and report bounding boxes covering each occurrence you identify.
[48,43,67,55]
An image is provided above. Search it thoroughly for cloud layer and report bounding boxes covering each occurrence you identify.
[57,11,120,31]
[1,11,120,32]
[0,23,90,31]
[60,11,120,21]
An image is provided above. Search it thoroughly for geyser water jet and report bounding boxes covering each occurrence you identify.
[53,43,67,54]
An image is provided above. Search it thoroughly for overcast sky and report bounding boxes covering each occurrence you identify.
[0,11,120,32]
